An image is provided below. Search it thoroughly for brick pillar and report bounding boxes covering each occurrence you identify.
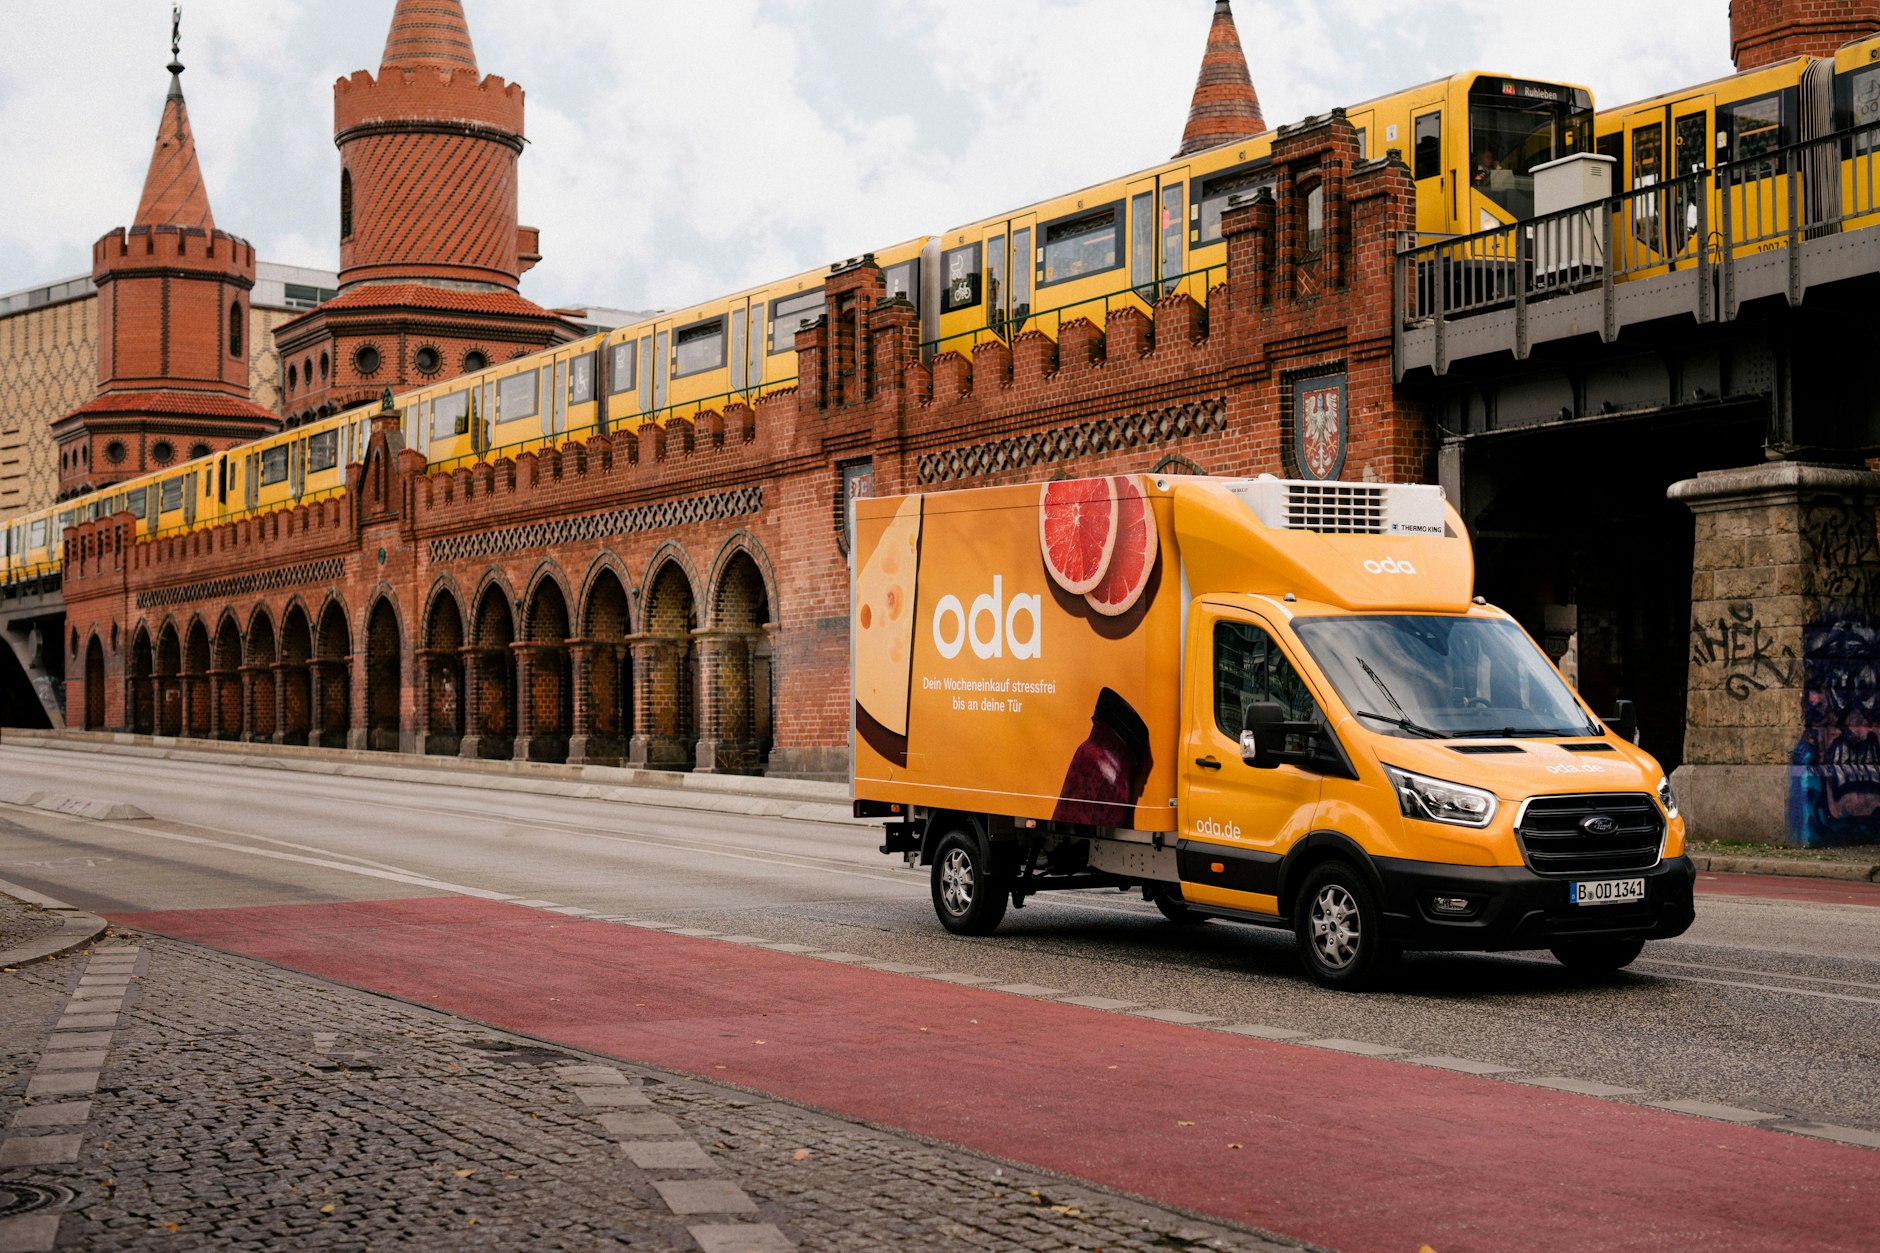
[694,630,756,773]
[309,661,329,748]
[459,646,512,760]
[209,669,237,740]
[270,663,291,745]
[512,642,543,762]
[238,667,257,742]
[627,635,690,770]
[1669,463,1880,847]
[570,641,627,765]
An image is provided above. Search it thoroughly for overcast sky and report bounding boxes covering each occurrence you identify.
[3,0,1732,313]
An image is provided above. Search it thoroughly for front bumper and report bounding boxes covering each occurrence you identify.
[1373,854,1695,952]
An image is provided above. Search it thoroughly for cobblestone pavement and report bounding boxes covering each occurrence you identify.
[0,930,1306,1252]
[0,895,62,956]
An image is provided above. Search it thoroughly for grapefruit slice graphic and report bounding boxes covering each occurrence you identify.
[1039,477,1117,595]
[1085,475,1157,616]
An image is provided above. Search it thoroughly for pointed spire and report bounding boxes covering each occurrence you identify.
[134,4,215,231]
[1177,0,1265,159]
[380,0,479,76]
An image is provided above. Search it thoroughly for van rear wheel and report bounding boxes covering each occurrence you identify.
[930,829,1009,936]
[1549,937,1645,973]
[1294,861,1398,990]
[1151,884,1201,924]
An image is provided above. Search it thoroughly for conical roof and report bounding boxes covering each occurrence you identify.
[380,0,479,75]
[1177,0,1265,158]
[134,60,215,231]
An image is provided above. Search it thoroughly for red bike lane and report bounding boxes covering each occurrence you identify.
[110,895,1876,1253]
[1696,870,1880,908]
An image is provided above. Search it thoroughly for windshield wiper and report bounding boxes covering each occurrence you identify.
[1453,726,1601,739]
[1352,708,1445,739]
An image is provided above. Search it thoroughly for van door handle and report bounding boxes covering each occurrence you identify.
[1194,755,1222,771]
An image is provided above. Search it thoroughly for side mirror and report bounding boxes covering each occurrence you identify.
[1606,698,1638,744]
[1239,700,1285,769]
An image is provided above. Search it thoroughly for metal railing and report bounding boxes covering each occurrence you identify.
[920,263,1226,360]
[1396,122,1880,338]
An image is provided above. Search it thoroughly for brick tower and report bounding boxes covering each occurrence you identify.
[51,22,277,499]
[1176,0,1265,158]
[272,0,579,425]
[1731,0,1880,69]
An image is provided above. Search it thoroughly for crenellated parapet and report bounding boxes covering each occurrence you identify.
[333,67,524,148]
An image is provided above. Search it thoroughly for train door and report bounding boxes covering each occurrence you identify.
[653,325,670,417]
[184,469,199,526]
[1623,109,1671,260]
[215,453,229,509]
[546,351,567,438]
[1669,95,1714,257]
[728,298,752,395]
[1410,100,1449,234]
[1158,168,1187,297]
[637,332,655,421]
[289,438,306,500]
[1007,215,1033,337]
[1719,89,1796,248]
[1128,176,1158,305]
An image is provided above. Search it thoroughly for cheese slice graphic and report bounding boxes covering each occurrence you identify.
[854,494,923,738]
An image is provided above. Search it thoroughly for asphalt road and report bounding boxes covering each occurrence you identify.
[1,741,1874,1143]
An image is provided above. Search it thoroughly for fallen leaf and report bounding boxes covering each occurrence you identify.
[468,1218,478,1226]
[753,1040,766,1045]
[453,1169,474,1178]
[529,1112,539,1119]
[165,1224,178,1233]
[1106,1065,1117,1070]
[1177,1121,1195,1127]
[792,1149,811,1161]
[1228,1143,1243,1150]
[503,1173,518,1180]
[320,1204,335,1214]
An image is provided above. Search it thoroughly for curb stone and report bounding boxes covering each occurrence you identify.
[0,877,110,968]
[1690,855,1880,882]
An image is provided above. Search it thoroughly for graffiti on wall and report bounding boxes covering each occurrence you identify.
[1788,611,1880,847]
[1803,497,1880,608]
[1690,602,1796,700]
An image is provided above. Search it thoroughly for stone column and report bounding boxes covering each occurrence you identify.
[1669,463,1880,847]
[512,642,541,761]
[459,646,512,760]
[626,635,681,769]
[566,641,612,764]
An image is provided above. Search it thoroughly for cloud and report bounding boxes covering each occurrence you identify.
[0,0,1744,314]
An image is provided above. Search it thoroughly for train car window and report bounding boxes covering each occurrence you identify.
[653,332,669,409]
[673,317,727,378]
[1193,163,1273,244]
[941,242,983,313]
[307,430,340,474]
[433,390,470,438]
[1413,112,1442,179]
[1596,131,1622,166]
[569,352,596,405]
[747,304,764,386]
[498,369,540,422]
[1845,64,1880,130]
[884,259,919,305]
[159,479,184,513]
[608,342,638,394]
[1465,80,1591,219]
[769,290,824,353]
[260,445,290,486]
[729,313,747,391]
[1011,228,1032,322]
[638,337,654,409]
[1160,183,1183,293]
[1131,193,1155,295]
[986,235,1006,328]
[1722,93,1789,175]
[29,519,47,548]
[1039,202,1123,287]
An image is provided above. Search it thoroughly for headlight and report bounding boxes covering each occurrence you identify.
[1657,776,1679,820]
[1384,765,1498,828]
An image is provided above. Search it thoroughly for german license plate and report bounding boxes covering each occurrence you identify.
[1571,877,1645,906]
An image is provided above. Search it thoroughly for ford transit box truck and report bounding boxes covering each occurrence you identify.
[850,474,1694,988]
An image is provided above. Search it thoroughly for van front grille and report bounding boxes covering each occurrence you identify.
[1515,793,1663,876]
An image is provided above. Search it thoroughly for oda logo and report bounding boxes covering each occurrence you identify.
[933,576,1042,661]
[1193,817,1241,839]
[1363,556,1419,575]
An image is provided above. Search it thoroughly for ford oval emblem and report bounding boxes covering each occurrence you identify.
[1581,815,1617,836]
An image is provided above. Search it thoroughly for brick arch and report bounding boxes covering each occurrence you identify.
[278,601,314,746]
[245,605,278,743]
[365,590,404,753]
[468,567,520,630]
[637,550,700,770]
[127,622,155,735]
[1152,453,1206,476]
[183,616,213,738]
[212,611,244,740]
[421,580,467,754]
[705,530,778,631]
[313,597,352,748]
[519,563,574,763]
[572,558,634,764]
[639,543,702,621]
[577,552,639,638]
[520,559,576,633]
[464,577,518,759]
[83,632,106,731]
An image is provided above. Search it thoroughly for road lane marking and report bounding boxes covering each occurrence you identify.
[1641,970,1880,1005]
[1635,955,1880,992]
[1648,1100,1779,1123]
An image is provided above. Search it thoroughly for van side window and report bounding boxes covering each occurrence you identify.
[1213,620,1317,737]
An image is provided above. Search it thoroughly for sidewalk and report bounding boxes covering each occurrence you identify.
[0,905,1297,1253]
[0,879,107,969]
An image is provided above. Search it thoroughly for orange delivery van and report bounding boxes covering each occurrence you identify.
[850,474,1694,988]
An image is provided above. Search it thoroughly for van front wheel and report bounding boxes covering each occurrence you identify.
[930,830,1009,936]
[1294,861,1397,990]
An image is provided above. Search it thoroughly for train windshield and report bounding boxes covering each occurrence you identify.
[1467,78,1594,221]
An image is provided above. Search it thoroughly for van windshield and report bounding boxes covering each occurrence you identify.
[1291,614,1600,739]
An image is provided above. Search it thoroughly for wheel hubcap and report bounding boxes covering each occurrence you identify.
[1309,884,1361,969]
[939,848,975,916]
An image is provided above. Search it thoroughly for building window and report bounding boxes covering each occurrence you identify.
[341,170,353,239]
[106,441,126,465]
[319,351,329,379]
[1304,184,1325,258]
[415,345,441,374]
[355,344,381,375]
[287,364,297,392]
[189,443,211,461]
[303,358,314,388]
[463,349,488,372]
[151,440,174,466]
[229,302,243,356]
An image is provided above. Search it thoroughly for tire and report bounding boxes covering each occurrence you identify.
[1151,884,1202,925]
[1549,937,1645,974]
[1293,860,1398,990]
[930,829,1009,936]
